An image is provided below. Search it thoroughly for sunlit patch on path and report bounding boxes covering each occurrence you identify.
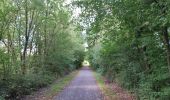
[53,67,103,100]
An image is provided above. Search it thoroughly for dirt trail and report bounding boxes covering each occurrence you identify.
[53,67,103,100]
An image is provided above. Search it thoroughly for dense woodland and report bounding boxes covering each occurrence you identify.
[0,0,85,99]
[1,0,170,100]
[75,0,170,100]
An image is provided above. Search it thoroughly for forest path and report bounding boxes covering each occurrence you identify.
[53,67,103,100]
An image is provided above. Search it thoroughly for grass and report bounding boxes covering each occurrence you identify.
[45,71,78,99]
[94,72,117,100]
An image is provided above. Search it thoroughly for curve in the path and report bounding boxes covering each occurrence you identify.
[53,67,103,100]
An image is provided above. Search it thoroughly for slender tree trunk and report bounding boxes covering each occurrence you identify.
[43,0,49,68]
[44,2,48,57]
[22,0,29,74]
[18,15,22,67]
[162,26,170,73]
[29,30,35,57]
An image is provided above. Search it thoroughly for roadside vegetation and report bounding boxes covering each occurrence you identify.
[0,0,84,99]
[24,71,78,100]
[1,0,170,100]
[48,71,78,99]
[75,0,170,99]
[94,72,116,100]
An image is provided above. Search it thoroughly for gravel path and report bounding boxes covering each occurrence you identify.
[53,67,103,100]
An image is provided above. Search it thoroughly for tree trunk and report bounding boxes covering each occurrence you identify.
[21,0,29,74]
[162,26,170,73]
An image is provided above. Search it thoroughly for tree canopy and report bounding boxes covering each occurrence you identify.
[0,0,85,99]
[75,0,170,99]
[1,0,170,99]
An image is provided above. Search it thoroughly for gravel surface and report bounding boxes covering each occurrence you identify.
[53,67,103,100]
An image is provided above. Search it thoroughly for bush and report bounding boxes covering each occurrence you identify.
[0,72,55,99]
[88,38,170,99]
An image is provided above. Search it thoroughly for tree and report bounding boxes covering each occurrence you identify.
[0,0,85,99]
[75,0,170,99]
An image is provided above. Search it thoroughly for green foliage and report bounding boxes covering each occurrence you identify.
[74,50,85,69]
[76,0,170,99]
[0,0,85,99]
[48,71,78,97]
[0,72,55,99]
